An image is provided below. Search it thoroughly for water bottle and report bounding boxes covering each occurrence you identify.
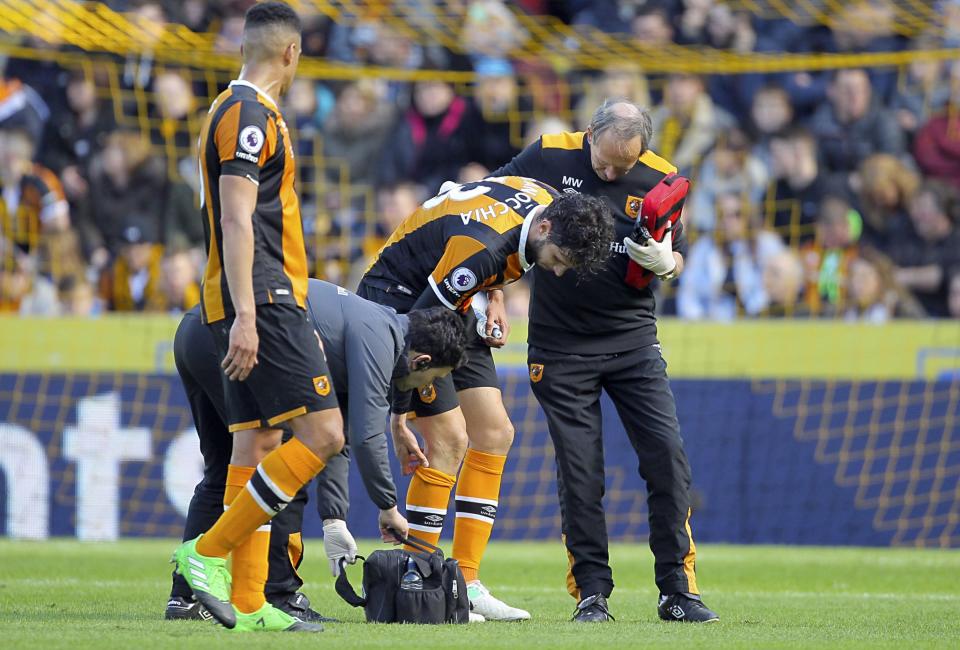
[400,557,422,591]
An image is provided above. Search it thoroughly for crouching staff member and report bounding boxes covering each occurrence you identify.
[492,99,719,623]
[167,278,467,626]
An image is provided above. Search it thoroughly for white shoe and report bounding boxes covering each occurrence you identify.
[467,581,530,621]
[469,611,486,623]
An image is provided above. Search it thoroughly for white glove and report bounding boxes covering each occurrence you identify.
[322,519,357,577]
[470,292,502,339]
[623,227,677,278]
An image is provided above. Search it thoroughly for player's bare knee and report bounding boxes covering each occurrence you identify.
[309,426,345,460]
[470,418,515,455]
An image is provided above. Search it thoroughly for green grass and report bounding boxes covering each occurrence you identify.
[1,539,958,649]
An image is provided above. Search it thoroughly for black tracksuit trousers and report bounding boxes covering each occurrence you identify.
[528,343,699,600]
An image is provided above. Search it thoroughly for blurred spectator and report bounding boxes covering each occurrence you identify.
[675,0,713,45]
[380,182,425,233]
[948,266,960,319]
[842,255,892,323]
[461,1,528,61]
[120,1,168,94]
[160,246,201,313]
[678,193,785,320]
[749,85,793,164]
[762,248,806,317]
[631,3,675,48]
[0,78,49,144]
[0,248,59,315]
[891,37,954,136]
[214,14,246,55]
[694,4,760,118]
[465,58,527,170]
[457,163,490,183]
[81,130,193,265]
[378,80,472,191]
[827,1,904,102]
[574,62,651,130]
[4,36,70,119]
[913,61,960,189]
[887,181,960,317]
[840,251,924,321]
[650,73,735,174]
[39,69,116,205]
[322,79,394,185]
[98,221,165,312]
[687,127,767,232]
[57,274,99,316]
[810,69,905,176]
[800,195,862,316]
[853,153,919,250]
[175,0,221,33]
[150,70,202,177]
[346,181,426,289]
[287,79,319,156]
[523,115,573,147]
[0,128,71,266]
[764,127,839,242]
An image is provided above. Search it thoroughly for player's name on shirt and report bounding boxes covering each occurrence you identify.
[440,177,547,225]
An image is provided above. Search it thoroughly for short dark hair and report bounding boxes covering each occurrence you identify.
[407,307,469,370]
[539,193,615,275]
[245,1,301,33]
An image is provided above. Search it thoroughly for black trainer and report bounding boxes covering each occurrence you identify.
[164,595,214,622]
[269,592,339,624]
[571,593,614,622]
[657,593,719,623]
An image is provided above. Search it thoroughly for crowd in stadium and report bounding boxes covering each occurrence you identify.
[1,0,959,320]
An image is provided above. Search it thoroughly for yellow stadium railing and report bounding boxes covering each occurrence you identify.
[1,1,959,74]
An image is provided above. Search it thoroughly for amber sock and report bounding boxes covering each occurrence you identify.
[221,465,268,613]
[197,439,324,558]
[451,449,506,582]
[405,466,456,549]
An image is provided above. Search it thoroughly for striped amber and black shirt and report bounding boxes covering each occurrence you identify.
[197,79,307,323]
[362,176,559,312]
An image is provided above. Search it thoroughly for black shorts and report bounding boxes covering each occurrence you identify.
[356,282,499,417]
[208,303,339,432]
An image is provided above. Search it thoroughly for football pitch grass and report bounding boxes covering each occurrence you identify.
[1,539,958,649]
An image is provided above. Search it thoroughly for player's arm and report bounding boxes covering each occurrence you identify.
[344,327,408,542]
[214,102,274,380]
[411,237,500,312]
[219,176,259,380]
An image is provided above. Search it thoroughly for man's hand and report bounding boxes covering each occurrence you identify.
[390,412,428,475]
[624,227,677,278]
[483,289,509,348]
[378,506,409,544]
[322,518,358,576]
[222,313,259,381]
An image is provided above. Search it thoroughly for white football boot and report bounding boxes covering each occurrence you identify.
[467,581,530,621]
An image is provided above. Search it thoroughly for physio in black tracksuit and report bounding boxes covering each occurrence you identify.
[168,280,457,620]
[491,99,718,622]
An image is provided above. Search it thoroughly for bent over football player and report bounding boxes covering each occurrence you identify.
[358,176,614,620]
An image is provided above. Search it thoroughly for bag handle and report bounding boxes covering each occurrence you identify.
[389,528,443,555]
[334,556,367,608]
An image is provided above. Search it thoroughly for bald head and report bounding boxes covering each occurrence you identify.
[242,1,301,64]
[586,99,653,181]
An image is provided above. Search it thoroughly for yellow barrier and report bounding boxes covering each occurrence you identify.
[2,315,957,379]
[1,1,959,74]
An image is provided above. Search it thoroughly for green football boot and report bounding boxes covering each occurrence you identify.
[231,603,324,632]
[170,536,236,629]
